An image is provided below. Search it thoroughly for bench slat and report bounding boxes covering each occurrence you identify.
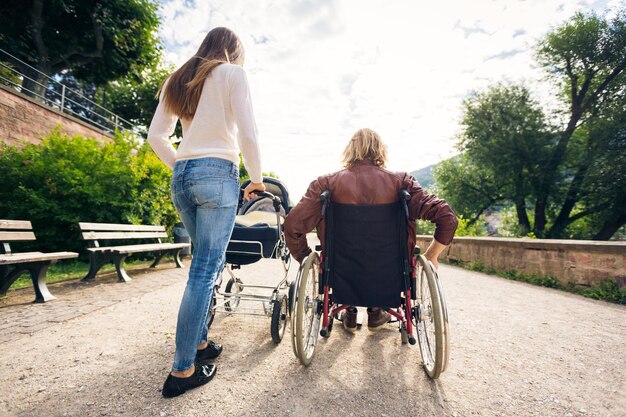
[81,231,168,240]
[0,220,32,230]
[78,222,165,232]
[87,243,191,254]
[0,251,78,265]
[0,231,36,241]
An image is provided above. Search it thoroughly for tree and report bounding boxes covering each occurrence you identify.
[434,154,503,226]
[0,0,161,97]
[573,91,626,240]
[104,64,173,135]
[437,9,626,240]
[458,84,551,234]
[536,9,626,237]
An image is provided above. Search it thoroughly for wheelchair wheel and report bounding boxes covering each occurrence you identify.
[413,255,449,379]
[224,277,243,312]
[288,280,297,316]
[291,252,321,366]
[270,295,288,344]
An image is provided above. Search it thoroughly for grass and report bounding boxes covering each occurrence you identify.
[448,259,626,305]
[8,258,154,290]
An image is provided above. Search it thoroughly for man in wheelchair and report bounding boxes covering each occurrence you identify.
[284,128,458,333]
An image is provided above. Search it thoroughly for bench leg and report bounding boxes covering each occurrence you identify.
[150,252,165,268]
[173,249,184,268]
[0,266,24,296]
[82,253,109,282]
[29,262,56,303]
[0,264,56,303]
[114,255,132,282]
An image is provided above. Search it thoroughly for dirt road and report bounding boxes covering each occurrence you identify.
[0,257,624,417]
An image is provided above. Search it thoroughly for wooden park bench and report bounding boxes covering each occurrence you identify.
[0,220,78,302]
[79,222,191,282]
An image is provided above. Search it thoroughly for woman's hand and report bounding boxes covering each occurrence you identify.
[243,181,266,201]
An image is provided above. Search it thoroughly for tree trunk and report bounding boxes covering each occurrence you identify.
[20,67,45,98]
[515,200,531,235]
[533,198,547,237]
[546,160,592,238]
[593,213,626,241]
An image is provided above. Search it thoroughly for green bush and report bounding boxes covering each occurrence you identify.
[0,129,177,255]
[455,215,487,237]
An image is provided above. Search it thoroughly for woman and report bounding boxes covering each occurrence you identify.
[148,27,265,398]
[284,128,458,333]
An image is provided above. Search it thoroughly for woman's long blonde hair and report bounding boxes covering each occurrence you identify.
[342,128,388,168]
[159,27,245,120]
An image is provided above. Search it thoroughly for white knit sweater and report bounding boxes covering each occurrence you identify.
[147,63,262,183]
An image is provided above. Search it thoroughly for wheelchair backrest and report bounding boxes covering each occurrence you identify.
[325,201,407,308]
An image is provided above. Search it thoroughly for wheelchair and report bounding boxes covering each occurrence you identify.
[290,189,450,379]
[208,177,293,344]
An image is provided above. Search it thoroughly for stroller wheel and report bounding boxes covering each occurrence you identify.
[270,295,288,344]
[224,277,243,312]
[400,321,408,344]
[207,291,217,331]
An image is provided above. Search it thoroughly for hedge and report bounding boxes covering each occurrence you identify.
[0,129,178,256]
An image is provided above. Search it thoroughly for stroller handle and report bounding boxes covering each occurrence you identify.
[251,191,283,212]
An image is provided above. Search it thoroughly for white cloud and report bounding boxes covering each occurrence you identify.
[157,0,618,199]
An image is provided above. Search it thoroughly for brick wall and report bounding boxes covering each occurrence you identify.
[416,235,626,289]
[0,85,112,146]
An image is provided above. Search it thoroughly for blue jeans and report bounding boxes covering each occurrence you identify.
[170,157,239,372]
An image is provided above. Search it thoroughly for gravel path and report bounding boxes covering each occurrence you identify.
[0,257,624,417]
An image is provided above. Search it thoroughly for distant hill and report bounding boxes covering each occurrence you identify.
[410,164,435,190]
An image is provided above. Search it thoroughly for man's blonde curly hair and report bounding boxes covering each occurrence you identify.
[342,128,388,168]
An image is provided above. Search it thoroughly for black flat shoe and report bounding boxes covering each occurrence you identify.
[162,363,217,398]
[196,340,223,362]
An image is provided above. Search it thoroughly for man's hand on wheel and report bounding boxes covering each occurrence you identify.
[424,255,439,271]
[243,181,266,201]
[423,239,447,271]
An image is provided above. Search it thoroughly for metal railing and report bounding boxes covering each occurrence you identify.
[0,48,142,136]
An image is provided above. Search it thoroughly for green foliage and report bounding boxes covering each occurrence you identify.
[416,215,486,237]
[580,280,626,304]
[454,216,487,237]
[436,8,626,240]
[415,220,436,235]
[0,129,177,255]
[0,61,21,87]
[0,0,162,87]
[452,260,624,304]
[434,154,502,223]
[9,259,150,289]
[104,64,174,135]
[537,10,626,112]
[498,206,537,237]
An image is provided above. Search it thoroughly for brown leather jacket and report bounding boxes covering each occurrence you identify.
[284,160,459,263]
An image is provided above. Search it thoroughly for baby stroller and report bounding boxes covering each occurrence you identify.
[208,177,293,343]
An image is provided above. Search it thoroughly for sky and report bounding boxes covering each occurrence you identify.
[157,0,621,200]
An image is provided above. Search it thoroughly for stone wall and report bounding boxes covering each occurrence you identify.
[0,85,112,146]
[416,235,626,289]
